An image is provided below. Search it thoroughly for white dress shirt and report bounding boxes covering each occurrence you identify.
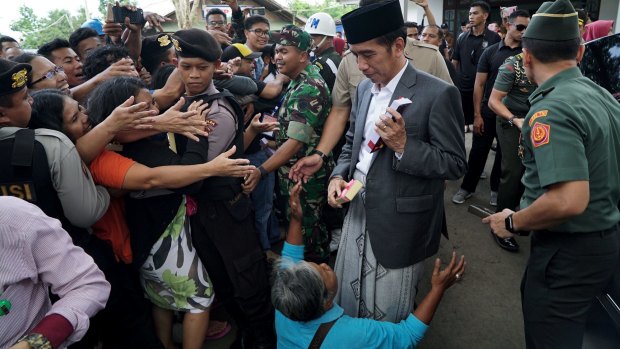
[356,61,409,175]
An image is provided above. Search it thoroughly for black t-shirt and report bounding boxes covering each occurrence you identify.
[477,40,522,102]
[453,28,501,92]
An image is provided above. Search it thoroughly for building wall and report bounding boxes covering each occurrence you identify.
[600,0,619,33]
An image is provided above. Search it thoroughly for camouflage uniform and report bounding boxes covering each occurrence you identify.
[277,62,333,263]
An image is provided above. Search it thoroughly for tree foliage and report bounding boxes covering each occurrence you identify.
[287,0,356,21]
[10,6,87,49]
[98,0,138,19]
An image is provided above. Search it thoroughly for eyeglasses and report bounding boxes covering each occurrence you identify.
[30,66,64,86]
[248,29,270,37]
[514,24,527,32]
[208,20,225,26]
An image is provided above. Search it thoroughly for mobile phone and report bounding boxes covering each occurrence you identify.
[112,5,145,25]
[467,204,495,218]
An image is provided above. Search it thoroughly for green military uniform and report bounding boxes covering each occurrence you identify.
[518,1,620,347]
[313,47,341,93]
[493,53,536,211]
[276,26,334,263]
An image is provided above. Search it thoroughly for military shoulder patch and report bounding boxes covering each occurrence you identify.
[531,122,550,148]
[529,110,548,126]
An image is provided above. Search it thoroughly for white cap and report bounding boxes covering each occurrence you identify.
[304,12,337,37]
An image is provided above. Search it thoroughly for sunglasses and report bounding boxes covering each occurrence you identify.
[514,24,527,32]
[31,66,64,86]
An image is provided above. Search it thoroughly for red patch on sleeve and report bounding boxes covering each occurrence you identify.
[531,122,550,147]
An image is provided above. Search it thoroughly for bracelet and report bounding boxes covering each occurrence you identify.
[507,115,516,126]
[17,333,52,349]
[258,165,268,179]
[312,149,329,162]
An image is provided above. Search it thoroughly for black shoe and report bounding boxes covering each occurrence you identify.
[492,231,519,252]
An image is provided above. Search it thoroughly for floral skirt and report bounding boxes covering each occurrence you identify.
[140,198,214,313]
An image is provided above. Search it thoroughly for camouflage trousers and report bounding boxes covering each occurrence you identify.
[278,166,329,263]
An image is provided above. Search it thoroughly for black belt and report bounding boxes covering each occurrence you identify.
[533,225,618,238]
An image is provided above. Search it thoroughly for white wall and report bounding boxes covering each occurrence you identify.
[599,0,620,33]
[402,0,443,25]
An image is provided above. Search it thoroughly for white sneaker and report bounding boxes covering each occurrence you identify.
[452,189,473,204]
[490,191,498,207]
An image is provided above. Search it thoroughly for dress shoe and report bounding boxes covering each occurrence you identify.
[492,231,519,252]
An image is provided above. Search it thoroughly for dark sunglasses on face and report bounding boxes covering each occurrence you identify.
[515,24,527,32]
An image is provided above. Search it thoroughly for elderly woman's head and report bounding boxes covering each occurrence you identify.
[272,259,338,322]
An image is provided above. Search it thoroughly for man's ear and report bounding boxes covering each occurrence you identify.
[576,44,586,63]
[522,48,532,67]
[214,59,222,69]
[393,36,406,54]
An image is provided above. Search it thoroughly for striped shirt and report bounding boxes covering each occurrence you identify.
[0,196,110,348]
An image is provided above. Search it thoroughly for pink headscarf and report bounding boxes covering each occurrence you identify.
[583,20,614,42]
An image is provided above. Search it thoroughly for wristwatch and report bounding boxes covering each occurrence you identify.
[507,115,516,127]
[17,333,52,349]
[505,213,529,236]
[258,165,269,179]
[311,149,329,162]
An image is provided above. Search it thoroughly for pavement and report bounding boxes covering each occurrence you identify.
[178,132,620,349]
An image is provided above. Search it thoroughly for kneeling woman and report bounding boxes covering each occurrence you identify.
[30,87,252,349]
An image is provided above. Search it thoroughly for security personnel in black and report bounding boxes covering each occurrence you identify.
[169,29,276,349]
[483,1,620,348]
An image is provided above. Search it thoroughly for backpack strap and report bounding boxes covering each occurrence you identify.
[308,317,341,349]
[11,128,35,168]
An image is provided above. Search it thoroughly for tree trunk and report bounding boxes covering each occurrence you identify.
[172,0,193,29]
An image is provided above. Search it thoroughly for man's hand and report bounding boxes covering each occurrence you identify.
[242,167,262,194]
[249,114,279,133]
[9,341,32,349]
[228,57,242,75]
[106,95,159,132]
[207,29,232,46]
[414,0,429,8]
[289,154,323,183]
[275,73,291,84]
[95,58,139,84]
[139,67,152,86]
[187,100,217,134]
[221,0,240,11]
[482,208,515,239]
[103,20,123,41]
[431,251,466,291]
[208,146,255,178]
[143,11,171,32]
[473,114,484,136]
[153,97,209,141]
[513,118,524,130]
[327,177,348,208]
[376,107,407,154]
[288,181,303,222]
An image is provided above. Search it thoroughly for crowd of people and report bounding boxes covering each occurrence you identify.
[0,0,618,348]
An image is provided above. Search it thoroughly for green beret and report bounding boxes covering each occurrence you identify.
[0,59,31,97]
[277,25,312,52]
[172,29,222,62]
[524,0,580,41]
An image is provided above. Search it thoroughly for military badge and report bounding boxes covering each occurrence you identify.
[11,69,28,89]
[158,34,171,47]
[531,122,550,147]
[529,110,548,126]
[171,37,182,51]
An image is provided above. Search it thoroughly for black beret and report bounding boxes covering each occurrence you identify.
[342,0,404,45]
[172,29,222,62]
[141,34,173,57]
[0,58,31,97]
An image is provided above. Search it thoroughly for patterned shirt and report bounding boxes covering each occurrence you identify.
[0,196,110,348]
[276,64,331,168]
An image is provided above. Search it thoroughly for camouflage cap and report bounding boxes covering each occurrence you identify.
[277,25,312,52]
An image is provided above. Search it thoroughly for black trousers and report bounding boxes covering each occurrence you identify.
[521,227,620,349]
[461,105,501,193]
[191,198,275,347]
[460,90,475,125]
[70,237,164,349]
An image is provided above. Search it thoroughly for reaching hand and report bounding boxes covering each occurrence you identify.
[288,181,303,221]
[289,154,323,183]
[431,251,466,292]
[143,11,172,32]
[139,67,152,86]
[153,97,209,141]
[207,29,233,46]
[96,58,139,83]
[106,96,158,133]
[414,0,429,8]
[249,114,279,133]
[241,168,262,194]
[208,146,255,177]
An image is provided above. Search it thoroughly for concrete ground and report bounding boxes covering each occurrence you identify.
[182,132,620,349]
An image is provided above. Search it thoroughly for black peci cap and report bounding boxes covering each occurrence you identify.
[341,0,404,45]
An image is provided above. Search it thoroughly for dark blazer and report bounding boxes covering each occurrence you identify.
[331,63,467,269]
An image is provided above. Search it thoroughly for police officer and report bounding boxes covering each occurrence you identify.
[304,12,342,92]
[483,1,620,347]
[243,25,333,264]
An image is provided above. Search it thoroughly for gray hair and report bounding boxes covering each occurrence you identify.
[271,259,329,321]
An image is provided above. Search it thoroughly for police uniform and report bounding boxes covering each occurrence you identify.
[313,46,341,92]
[167,29,276,348]
[518,1,620,347]
[276,26,333,263]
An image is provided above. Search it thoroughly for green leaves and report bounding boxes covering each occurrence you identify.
[9,5,87,49]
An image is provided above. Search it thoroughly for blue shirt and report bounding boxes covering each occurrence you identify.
[275,243,428,349]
